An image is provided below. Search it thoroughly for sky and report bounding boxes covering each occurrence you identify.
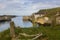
[0,0,60,16]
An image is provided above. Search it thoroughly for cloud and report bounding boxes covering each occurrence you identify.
[0,3,6,9]
[0,0,60,15]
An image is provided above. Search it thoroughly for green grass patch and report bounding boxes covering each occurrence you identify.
[0,26,60,40]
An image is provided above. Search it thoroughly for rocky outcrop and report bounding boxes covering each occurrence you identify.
[0,15,16,22]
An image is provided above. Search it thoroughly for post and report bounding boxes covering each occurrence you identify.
[31,14,37,27]
[10,21,16,40]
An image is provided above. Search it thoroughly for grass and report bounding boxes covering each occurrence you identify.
[0,29,11,40]
[0,25,60,40]
[40,26,60,40]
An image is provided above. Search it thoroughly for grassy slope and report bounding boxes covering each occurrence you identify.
[37,7,60,17]
[38,7,60,14]
[0,26,60,40]
[0,29,11,40]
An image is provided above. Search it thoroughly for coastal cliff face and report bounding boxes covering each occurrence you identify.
[23,16,30,21]
[23,7,60,25]
[23,15,60,25]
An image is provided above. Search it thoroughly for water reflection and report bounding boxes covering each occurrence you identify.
[23,21,32,28]
[12,17,32,28]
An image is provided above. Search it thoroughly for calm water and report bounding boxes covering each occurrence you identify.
[0,16,32,32]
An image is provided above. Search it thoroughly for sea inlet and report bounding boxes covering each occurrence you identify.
[0,16,32,32]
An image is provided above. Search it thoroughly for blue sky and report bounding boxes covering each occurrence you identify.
[0,0,60,16]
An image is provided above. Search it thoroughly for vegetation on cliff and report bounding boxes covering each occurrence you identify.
[37,7,60,17]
